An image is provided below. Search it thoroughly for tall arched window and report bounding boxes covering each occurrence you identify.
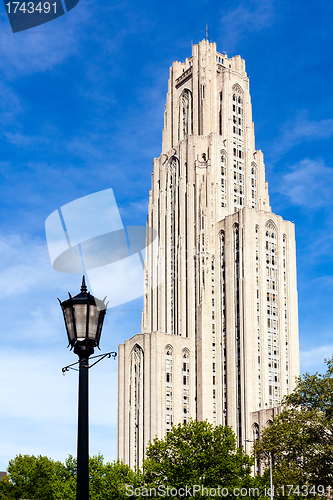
[168,158,178,335]
[178,89,193,141]
[265,221,280,407]
[251,163,257,208]
[165,346,173,432]
[232,87,243,138]
[252,423,260,475]
[252,423,259,441]
[233,224,242,445]
[211,256,217,424]
[219,91,223,135]
[129,344,144,469]
[283,235,289,393]
[220,150,227,208]
[256,225,261,408]
[232,84,244,212]
[182,349,190,424]
[220,231,227,423]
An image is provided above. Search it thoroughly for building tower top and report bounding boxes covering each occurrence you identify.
[162,41,248,154]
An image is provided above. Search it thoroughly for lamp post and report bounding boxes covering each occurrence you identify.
[245,439,273,500]
[59,276,107,500]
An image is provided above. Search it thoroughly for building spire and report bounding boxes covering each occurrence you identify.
[206,22,210,41]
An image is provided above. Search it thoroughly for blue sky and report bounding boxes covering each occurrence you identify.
[0,0,333,470]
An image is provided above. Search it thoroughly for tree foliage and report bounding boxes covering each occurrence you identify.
[284,356,333,417]
[0,454,66,500]
[88,454,141,499]
[254,356,333,493]
[141,419,255,498]
[6,355,333,500]
[0,453,139,500]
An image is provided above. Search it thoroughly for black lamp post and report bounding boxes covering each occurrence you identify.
[59,276,107,500]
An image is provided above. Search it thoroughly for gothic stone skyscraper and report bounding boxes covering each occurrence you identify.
[118,40,299,469]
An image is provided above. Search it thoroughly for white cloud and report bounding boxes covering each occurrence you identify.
[272,114,333,158]
[219,0,274,50]
[0,349,118,468]
[277,158,333,209]
[0,230,139,469]
[0,81,23,133]
[300,344,333,373]
[0,0,93,77]
[0,2,97,147]
[0,233,56,298]
[0,232,85,343]
[118,199,149,220]
[0,349,117,424]
[0,0,149,80]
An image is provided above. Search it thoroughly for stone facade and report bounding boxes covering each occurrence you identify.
[118,40,299,469]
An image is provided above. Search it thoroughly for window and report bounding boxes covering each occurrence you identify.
[231,88,244,213]
[179,89,192,141]
[220,230,227,418]
[253,424,259,441]
[266,219,279,397]
[251,163,257,208]
[165,346,173,432]
[130,344,144,468]
[182,350,190,422]
[234,225,241,428]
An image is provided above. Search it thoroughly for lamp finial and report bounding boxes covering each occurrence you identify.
[81,275,87,292]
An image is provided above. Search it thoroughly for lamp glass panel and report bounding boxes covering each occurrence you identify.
[88,305,99,340]
[64,305,75,341]
[74,304,87,340]
[96,321,103,345]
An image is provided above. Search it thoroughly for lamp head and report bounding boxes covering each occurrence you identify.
[59,276,107,358]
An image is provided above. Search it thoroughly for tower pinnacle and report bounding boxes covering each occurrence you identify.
[206,22,209,41]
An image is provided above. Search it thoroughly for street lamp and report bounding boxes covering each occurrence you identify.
[59,276,115,500]
[245,439,273,500]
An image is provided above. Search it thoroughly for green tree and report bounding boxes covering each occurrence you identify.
[141,419,255,498]
[285,355,333,416]
[88,454,141,499]
[0,454,66,500]
[0,453,140,500]
[254,356,333,494]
